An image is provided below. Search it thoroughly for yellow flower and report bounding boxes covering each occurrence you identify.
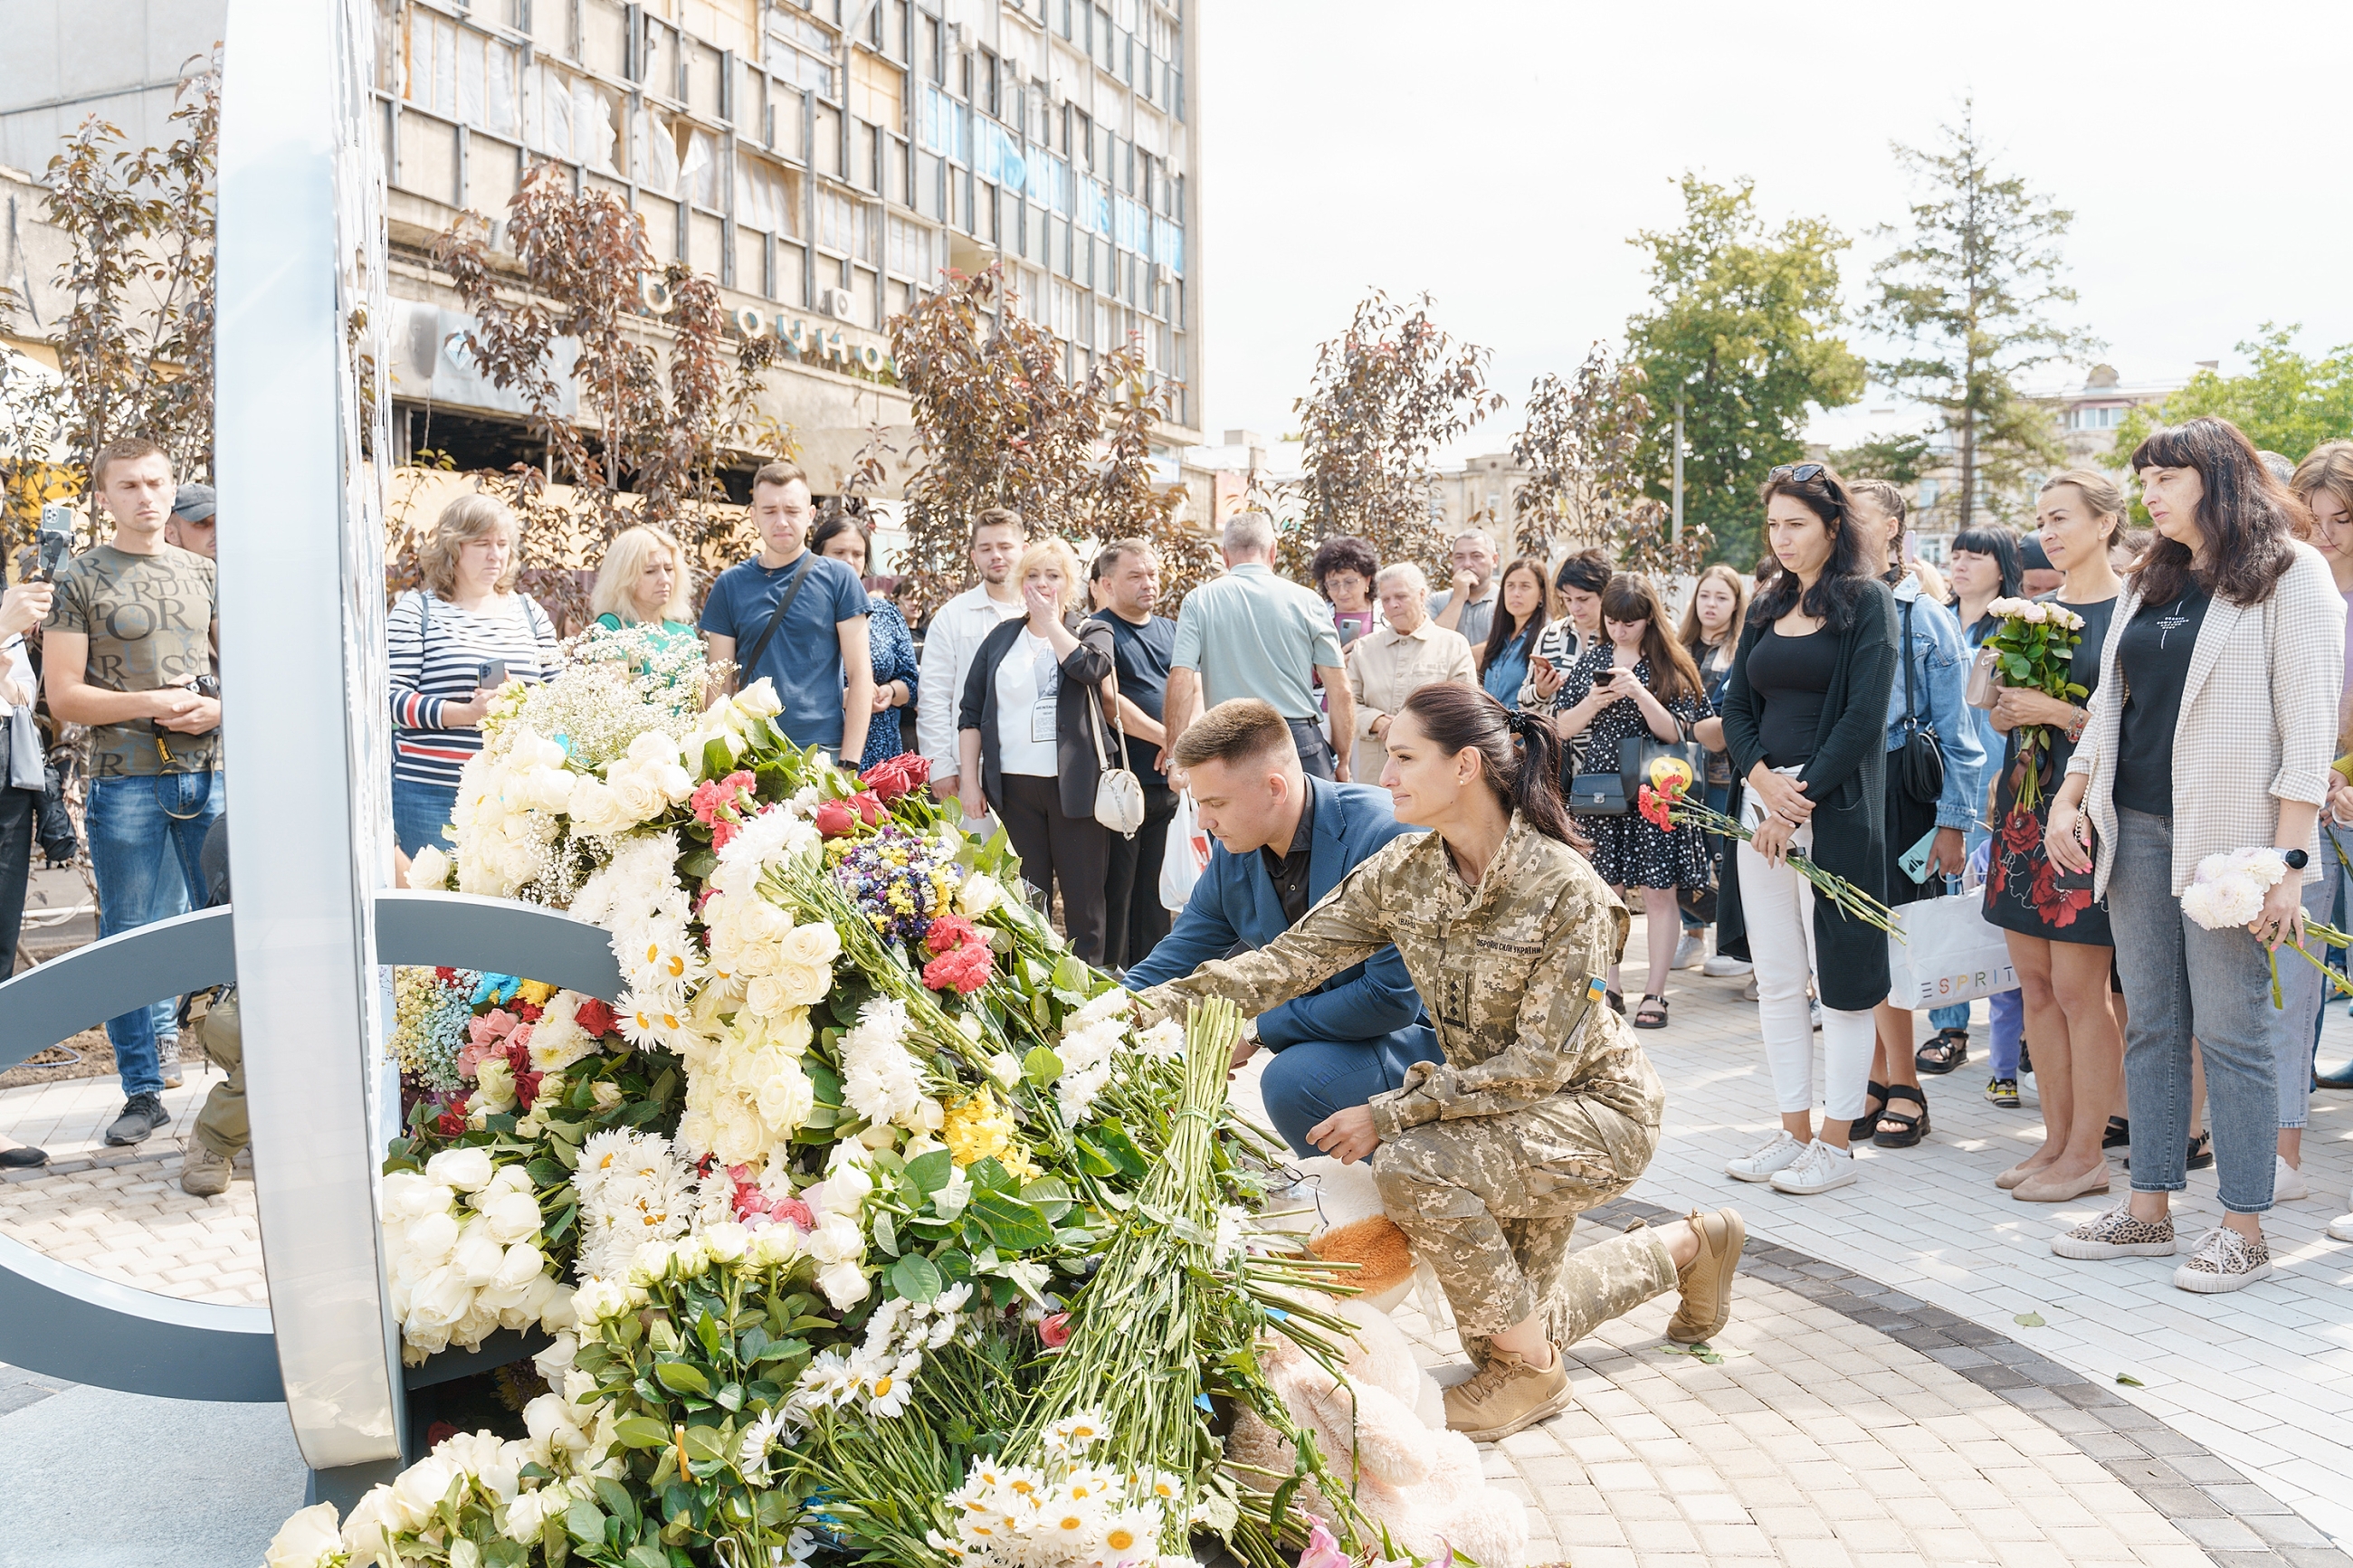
[516,979,557,1007]
[940,1094,1042,1182]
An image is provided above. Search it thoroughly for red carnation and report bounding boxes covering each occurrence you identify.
[860,753,931,803]
[512,1001,544,1024]
[923,941,995,995]
[574,998,619,1038]
[925,913,982,955]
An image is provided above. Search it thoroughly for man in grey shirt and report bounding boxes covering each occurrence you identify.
[1164,511,1353,781]
[1428,527,1500,647]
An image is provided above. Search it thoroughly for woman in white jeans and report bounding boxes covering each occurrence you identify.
[1718,464,1900,1195]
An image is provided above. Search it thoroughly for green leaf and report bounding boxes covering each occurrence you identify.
[2117,1373,2145,1387]
[653,1360,711,1397]
[594,1478,640,1529]
[2013,1311,2045,1328]
[967,1188,1055,1251]
[872,1211,900,1258]
[564,1502,606,1544]
[681,1425,729,1461]
[627,1544,672,1568]
[679,850,719,880]
[2004,653,2033,680]
[891,1252,945,1303]
[1019,1176,1072,1221]
[695,1311,723,1359]
[906,1147,955,1194]
[1052,955,1091,993]
[1023,1045,1063,1085]
[967,1156,1016,1193]
[806,1060,844,1107]
[702,739,735,779]
[613,1415,672,1449]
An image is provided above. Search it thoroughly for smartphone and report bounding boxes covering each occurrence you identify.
[476,659,508,689]
[1899,826,1939,885]
[1530,654,1555,676]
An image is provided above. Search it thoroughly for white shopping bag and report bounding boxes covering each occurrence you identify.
[1160,790,1209,911]
[1885,889,2016,1009]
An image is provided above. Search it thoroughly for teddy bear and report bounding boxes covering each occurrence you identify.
[1222,1291,1529,1568]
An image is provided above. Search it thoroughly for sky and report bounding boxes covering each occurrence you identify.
[1193,0,2353,465]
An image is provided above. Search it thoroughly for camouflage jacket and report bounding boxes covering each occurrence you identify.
[1138,813,1664,1141]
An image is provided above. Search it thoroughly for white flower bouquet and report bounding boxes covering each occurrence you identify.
[2181,846,2353,1006]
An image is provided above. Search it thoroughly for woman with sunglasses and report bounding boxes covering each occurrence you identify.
[1720,463,1900,1196]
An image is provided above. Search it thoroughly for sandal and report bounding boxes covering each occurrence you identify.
[2124,1131,2212,1174]
[1633,993,1669,1030]
[1607,989,1625,1016]
[1916,1028,1969,1076]
[2101,1116,2130,1150]
[1872,1084,1931,1148]
[1851,1080,1889,1143]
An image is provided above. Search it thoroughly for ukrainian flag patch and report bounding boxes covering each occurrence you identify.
[1585,975,1608,1004]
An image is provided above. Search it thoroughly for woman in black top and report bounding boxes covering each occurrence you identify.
[1718,463,1900,1198]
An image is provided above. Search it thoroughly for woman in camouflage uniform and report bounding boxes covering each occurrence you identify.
[1140,683,1745,1441]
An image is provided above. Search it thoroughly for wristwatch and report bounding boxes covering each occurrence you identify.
[2284,849,2310,870]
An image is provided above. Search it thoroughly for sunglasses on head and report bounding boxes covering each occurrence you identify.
[1768,462,1826,484]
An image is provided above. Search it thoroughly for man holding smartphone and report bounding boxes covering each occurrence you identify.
[42,437,224,1146]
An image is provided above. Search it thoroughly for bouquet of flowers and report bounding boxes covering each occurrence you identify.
[1983,597,2088,812]
[2180,847,2353,1006]
[1640,776,1901,936]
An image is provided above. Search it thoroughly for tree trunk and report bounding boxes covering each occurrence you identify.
[1959,409,1976,532]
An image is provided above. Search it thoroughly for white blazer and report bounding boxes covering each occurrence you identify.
[2067,540,2343,898]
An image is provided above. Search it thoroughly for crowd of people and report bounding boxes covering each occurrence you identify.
[8,416,2353,1329]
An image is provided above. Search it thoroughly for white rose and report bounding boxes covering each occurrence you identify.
[426,1146,495,1192]
[477,1188,543,1246]
[384,1170,453,1223]
[573,1277,630,1325]
[748,1224,803,1268]
[956,872,1003,918]
[743,973,795,1018]
[565,776,634,837]
[733,679,783,720]
[591,1080,624,1110]
[987,1052,1023,1089]
[670,1234,713,1279]
[406,844,451,893]
[529,1277,576,1332]
[262,1502,344,1568]
[810,1213,867,1266]
[473,1059,519,1116]
[817,1259,872,1311]
[779,923,842,968]
[493,1241,547,1292]
[700,1221,751,1263]
[824,1162,874,1211]
[452,1223,505,1287]
[401,1210,460,1267]
[773,962,831,1008]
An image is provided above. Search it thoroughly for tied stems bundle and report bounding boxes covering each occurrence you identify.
[1639,783,1902,938]
[2266,917,2353,1010]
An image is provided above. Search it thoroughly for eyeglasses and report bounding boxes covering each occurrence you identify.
[1768,462,1826,484]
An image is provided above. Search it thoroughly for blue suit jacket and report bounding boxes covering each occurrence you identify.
[1127,776,1426,1049]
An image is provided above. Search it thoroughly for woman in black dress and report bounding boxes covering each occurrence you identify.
[1553,573,1710,1028]
[1984,470,2126,1202]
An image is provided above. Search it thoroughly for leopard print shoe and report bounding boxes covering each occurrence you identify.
[2050,1196,2177,1259]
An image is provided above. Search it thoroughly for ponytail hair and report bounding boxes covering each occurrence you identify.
[1396,682,1576,848]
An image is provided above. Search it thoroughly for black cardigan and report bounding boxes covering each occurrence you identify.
[957,613,1119,821]
[1719,578,1900,1011]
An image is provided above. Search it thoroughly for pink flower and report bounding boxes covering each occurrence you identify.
[922,941,994,995]
[1038,1311,1071,1348]
[468,1009,519,1047]
[1298,1524,1348,1568]
[770,1197,816,1232]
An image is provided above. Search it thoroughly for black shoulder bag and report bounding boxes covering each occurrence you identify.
[1896,597,1946,806]
[737,554,817,691]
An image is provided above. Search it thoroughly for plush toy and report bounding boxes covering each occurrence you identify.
[1224,1296,1529,1568]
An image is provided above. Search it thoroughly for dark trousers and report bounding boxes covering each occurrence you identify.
[997,773,1113,965]
[1100,781,1176,972]
[0,785,33,976]
[1288,717,1337,781]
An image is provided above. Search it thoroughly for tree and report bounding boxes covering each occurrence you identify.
[888,263,1204,621]
[2109,324,2353,468]
[40,63,218,495]
[1625,175,1864,569]
[1865,100,2100,531]
[1831,428,1938,487]
[431,162,786,620]
[1281,290,1505,577]
[1510,346,1701,575]
[0,295,74,558]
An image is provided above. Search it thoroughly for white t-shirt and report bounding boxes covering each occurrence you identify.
[994,629,1061,776]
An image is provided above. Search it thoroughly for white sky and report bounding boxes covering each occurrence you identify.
[1194,0,2353,464]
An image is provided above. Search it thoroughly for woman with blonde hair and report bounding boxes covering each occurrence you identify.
[589,525,696,647]
[1681,562,1750,974]
[957,536,1120,962]
[387,493,561,853]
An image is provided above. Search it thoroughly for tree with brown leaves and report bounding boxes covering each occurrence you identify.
[1511,347,1703,577]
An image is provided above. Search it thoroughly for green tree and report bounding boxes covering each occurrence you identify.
[2109,324,2353,468]
[1625,175,1864,569]
[1831,428,1938,486]
[1865,100,2099,532]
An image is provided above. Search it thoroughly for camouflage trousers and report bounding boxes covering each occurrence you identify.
[1372,1090,1673,1349]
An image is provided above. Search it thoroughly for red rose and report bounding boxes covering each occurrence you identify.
[434,1104,467,1139]
[515,1068,545,1110]
[852,790,887,824]
[861,753,931,803]
[814,797,856,837]
[771,1197,816,1231]
[574,998,619,1038]
[426,1421,459,1449]
[923,941,995,994]
[1038,1311,1072,1348]
[512,1001,544,1024]
[926,913,982,955]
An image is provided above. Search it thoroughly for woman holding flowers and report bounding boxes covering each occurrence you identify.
[1138,682,1747,1443]
[1719,463,1900,1197]
[1551,573,1710,1028]
[1981,470,2126,1202]
[2045,418,2341,1292]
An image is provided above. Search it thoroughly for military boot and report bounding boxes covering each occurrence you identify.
[1665,1205,1746,1345]
[1442,1345,1569,1441]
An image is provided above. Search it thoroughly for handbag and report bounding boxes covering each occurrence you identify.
[1884,888,2017,1009]
[1896,598,1946,807]
[1083,682,1146,838]
[1964,645,2003,709]
[1159,789,1208,911]
[1619,723,1705,803]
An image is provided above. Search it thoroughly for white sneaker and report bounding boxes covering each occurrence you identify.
[1769,1139,1858,1195]
[2276,1155,2310,1202]
[2173,1225,2272,1294]
[1726,1129,1806,1183]
[2329,1213,2353,1243]
[1702,954,1753,977]
[1673,934,1706,970]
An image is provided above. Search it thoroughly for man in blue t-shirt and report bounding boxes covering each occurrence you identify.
[1088,538,1178,971]
[701,460,873,758]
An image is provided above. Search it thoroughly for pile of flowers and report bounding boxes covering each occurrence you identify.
[272,641,1383,1568]
[1981,597,2089,811]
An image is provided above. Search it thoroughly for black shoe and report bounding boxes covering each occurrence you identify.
[105,1093,171,1146]
[1916,1028,1969,1075]
[0,1146,46,1168]
[2317,1064,2353,1090]
[2186,1131,2214,1171]
[2018,1040,2034,1078]
[2101,1116,2130,1150]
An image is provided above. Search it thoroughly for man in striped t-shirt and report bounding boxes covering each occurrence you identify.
[386,494,561,855]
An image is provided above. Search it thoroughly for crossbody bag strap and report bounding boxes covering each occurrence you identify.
[1900,597,1921,728]
[738,554,815,679]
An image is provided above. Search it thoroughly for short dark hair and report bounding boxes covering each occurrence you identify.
[970,506,1025,546]
[1554,549,1610,596]
[1308,535,1378,595]
[809,511,871,562]
[1091,537,1157,581]
[751,459,807,494]
[1171,698,1294,771]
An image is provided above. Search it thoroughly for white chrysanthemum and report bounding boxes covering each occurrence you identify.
[710,807,822,901]
[572,1128,695,1283]
[841,996,927,1127]
[526,991,598,1073]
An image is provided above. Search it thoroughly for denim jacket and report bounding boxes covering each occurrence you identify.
[1882,573,1985,832]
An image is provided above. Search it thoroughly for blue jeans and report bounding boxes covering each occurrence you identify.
[1259,1026,1443,1159]
[2110,808,2276,1214]
[88,772,224,1098]
[1929,822,2025,1075]
[393,775,459,857]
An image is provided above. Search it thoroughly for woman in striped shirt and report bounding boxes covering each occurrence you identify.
[388,494,561,853]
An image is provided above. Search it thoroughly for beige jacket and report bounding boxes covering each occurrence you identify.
[2067,541,2343,897]
[1345,620,1477,780]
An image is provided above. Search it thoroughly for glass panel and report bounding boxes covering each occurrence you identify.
[816,186,855,253]
[681,125,720,209]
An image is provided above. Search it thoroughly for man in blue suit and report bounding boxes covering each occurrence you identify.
[1127,698,1441,1158]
